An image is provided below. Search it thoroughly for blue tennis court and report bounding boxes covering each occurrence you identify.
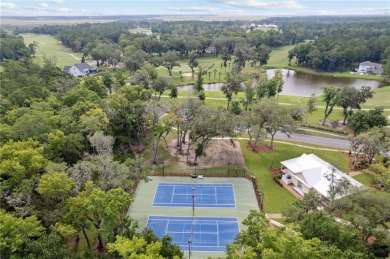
[153,183,236,208]
[147,216,239,251]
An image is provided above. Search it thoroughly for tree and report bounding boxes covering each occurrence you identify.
[233,42,255,70]
[101,72,114,95]
[151,76,170,100]
[306,93,317,125]
[241,81,256,111]
[359,129,390,164]
[332,189,390,244]
[0,139,48,197]
[79,107,109,136]
[337,86,373,125]
[108,233,183,259]
[348,108,388,135]
[252,98,297,149]
[188,107,235,164]
[220,47,231,72]
[81,76,107,98]
[188,52,198,79]
[364,164,390,192]
[145,100,169,164]
[255,72,281,99]
[36,171,75,200]
[69,154,145,193]
[88,131,114,155]
[0,209,44,256]
[64,182,131,251]
[221,72,241,109]
[321,85,340,125]
[175,97,203,154]
[255,44,271,66]
[22,233,70,259]
[162,51,179,76]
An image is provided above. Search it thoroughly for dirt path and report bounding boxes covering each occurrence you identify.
[348,171,363,177]
[266,213,283,219]
[68,53,80,60]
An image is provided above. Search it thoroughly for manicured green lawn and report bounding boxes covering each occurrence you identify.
[265,45,295,68]
[239,140,349,213]
[22,33,83,68]
[364,86,390,109]
[352,173,375,187]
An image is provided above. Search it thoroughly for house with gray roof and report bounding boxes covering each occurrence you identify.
[356,61,383,75]
[63,63,97,77]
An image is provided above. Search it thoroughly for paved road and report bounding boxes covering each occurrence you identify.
[273,132,351,150]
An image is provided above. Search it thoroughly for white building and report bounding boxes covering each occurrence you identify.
[280,153,363,200]
[63,63,97,77]
[356,61,383,75]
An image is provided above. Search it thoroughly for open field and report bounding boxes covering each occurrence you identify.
[265,45,294,68]
[129,27,152,34]
[239,140,350,213]
[21,33,83,68]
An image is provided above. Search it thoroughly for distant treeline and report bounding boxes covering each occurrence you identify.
[8,16,390,75]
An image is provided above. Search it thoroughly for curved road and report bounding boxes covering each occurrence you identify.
[273,132,351,150]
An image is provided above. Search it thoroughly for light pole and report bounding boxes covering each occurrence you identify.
[194,163,197,176]
[188,238,192,259]
[228,162,231,176]
[192,187,195,213]
[257,190,264,210]
[161,161,165,176]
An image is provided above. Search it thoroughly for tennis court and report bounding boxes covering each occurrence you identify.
[153,183,236,208]
[147,216,239,251]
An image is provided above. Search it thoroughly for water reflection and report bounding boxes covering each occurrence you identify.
[177,69,386,97]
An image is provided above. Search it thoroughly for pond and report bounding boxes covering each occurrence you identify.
[177,69,386,97]
[266,69,386,97]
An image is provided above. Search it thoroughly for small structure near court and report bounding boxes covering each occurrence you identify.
[280,153,363,200]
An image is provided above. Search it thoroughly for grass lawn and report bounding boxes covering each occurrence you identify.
[239,139,349,213]
[265,45,295,68]
[21,33,83,68]
[364,86,390,109]
[352,173,375,187]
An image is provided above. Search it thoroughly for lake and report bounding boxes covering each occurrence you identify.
[178,69,386,97]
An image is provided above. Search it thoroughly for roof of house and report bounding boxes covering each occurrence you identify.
[359,61,383,68]
[281,153,364,198]
[63,66,71,72]
[74,63,94,71]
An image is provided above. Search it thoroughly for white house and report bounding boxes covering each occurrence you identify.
[356,61,383,75]
[63,63,97,77]
[280,153,363,200]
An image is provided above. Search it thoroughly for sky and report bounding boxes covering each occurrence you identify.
[0,0,389,17]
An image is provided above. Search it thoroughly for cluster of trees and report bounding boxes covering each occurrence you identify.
[317,85,387,133]
[280,188,390,258]
[218,206,389,259]
[287,17,390,72]
[0,30,36,63]
[0,59,186,258]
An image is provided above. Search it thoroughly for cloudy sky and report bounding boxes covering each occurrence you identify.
[1,0,389,16]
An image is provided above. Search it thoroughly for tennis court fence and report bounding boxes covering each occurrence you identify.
[152,167,249,178]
